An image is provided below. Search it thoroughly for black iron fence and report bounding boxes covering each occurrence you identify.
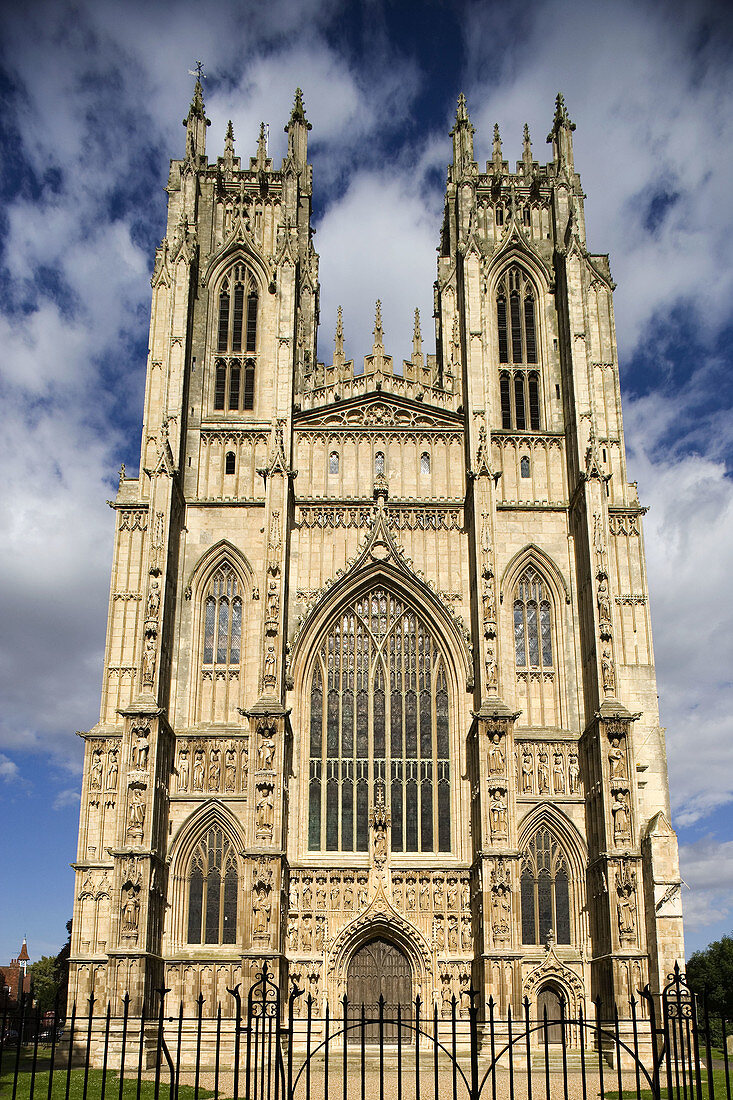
[1,964,730,1100]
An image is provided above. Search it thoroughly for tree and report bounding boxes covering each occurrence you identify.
[686,934,733,1046]
[29,956,61,1013]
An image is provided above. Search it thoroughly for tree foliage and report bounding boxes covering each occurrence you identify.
[686,934,733,1045]
[29,955,62,1013]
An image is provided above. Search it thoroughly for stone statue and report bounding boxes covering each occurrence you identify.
[553,752,565,793]
[193,747,205,791]
[343,878,353,909]
[538,751,549,793]
[90,750,103,791]
[602,647,616,694]
[485,645,498,691]
[289,878,299,911]
[131,728,149,769]
[258,727,275,770]
[489,788,508,838]
[142,634,157,685]
[256,785,274,836]
[419,878,430,910]
[612,792,630,841]
[597,574,612,624]
[146,577,160,619]
[121,890,140,932]
[225,745,236,791]
[406,879,416,910]
[106,747,118,790]
[521,752,533,793]
[562,753,578,796]
[608,738,626,779]
[433,877,444,908]
[288,918,298,951]
[208,748,221,791]
[127,788,146,841]
[487,733,505,775]
[264,644,277,686]
[177,747,190,791]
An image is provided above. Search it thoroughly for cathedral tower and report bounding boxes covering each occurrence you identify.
[70,83,684,1031]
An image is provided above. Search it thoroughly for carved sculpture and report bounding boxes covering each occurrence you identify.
[487,732,505,775]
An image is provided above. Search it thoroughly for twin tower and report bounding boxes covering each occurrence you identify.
[71,81,684,1030]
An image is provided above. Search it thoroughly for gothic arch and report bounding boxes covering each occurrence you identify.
[202,241,270,296]
[501,544,570,607]
[517,803,588,949]
[485,228,554,296]
[185,539,255,603]
[289,513,472,699]
[522,945,585,1018]
[326,887,433,1002]
[165,799,246,949]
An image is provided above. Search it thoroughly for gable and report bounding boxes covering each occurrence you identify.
[294,390,462,432]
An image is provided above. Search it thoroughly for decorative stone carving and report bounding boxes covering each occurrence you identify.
[121,887,140,934]
[488,785,508,840]
[568,752,580,793]
[90,747,103,791]
[252,860,274,937]
[485,645,498,691]
[255,783,274,838]
[130,725,149,769]
[126,786,146,842]
[490,859,512,944]
[616,863,637,941]
[608,737,626,780]
[487,732,505,775]
[602,646,616,695]
[256,722,276,771]
[611,791,631,843]
[370,785,389,869]
[263,643,277,688]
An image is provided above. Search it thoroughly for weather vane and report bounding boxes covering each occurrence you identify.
[188,61,206,82]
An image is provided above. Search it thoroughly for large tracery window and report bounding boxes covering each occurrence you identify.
[520,827,571,945]
[497,268,541,430]
[213,264,258,412]
[187,826,238,944]
[203,565,242,667]
[514,567,553,671]
[307,589,452,854]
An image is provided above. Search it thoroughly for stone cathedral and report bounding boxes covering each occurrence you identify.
[70,81,685,1032]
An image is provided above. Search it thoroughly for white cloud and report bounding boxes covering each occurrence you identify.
[0,754,19,781]
[680,836,733,933]
[52,788,81,811]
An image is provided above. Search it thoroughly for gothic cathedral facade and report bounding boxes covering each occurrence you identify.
[70,83,685,1026]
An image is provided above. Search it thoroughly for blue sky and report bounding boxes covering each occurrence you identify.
[1,0,732,965]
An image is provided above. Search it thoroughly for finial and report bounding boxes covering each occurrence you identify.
[225,120,235,152]
[553,91,575,132]
[412,307,423,369]
[334,306,345,370]
[492,122,503,172]
[522,123,533,175]
[455,92,469,123]
[373,300,384,347]
[256,121,268,168]
[289,87,311,128]
[183,62,210,159]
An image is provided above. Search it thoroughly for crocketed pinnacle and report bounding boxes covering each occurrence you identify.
[334,306,345,367]
[373,300,384,349]
[289,87,312,129]
[553,92,575,132]
[225,120,235,153]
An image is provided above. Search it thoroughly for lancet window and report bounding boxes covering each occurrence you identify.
[186,826,238,944]
[496,267,541,430]
[307,589,452,855]
[203,565,242,668]
[520,827,571,945]
[513,567,553,671]
[213,264,258,412]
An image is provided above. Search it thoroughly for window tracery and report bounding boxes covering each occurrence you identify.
[513,567,553,671]
[213,264,258,412]
[520,827,571,945]
[307,588,451,855]
[203,565,242,668]
[186,826,238,944]
[496,268,541,430]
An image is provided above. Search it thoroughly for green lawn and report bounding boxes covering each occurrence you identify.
[0,1048,214,1100]
[606,1064,729,1100]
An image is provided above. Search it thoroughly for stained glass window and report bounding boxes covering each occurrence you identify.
[513,567,553,671]
[187,826,238,944]
[202,565,242,669]
[307,588,452,854]
[520,827,571,945]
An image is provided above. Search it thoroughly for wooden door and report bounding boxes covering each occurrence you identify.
[347,939,412,1042]
[537,986,563,1043]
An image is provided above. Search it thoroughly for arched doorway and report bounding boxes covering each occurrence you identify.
[347,939,412,1042]
[537,984,563,1043]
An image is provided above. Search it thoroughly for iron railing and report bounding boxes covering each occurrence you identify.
[1,963,730,1100]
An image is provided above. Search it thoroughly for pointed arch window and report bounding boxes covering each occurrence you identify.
[186,826,238,944]
[496,267,541,429]
[307,588,452,854]
[203,565,243,667]
[520,827,571,945]
[213,264,258,412]
[513,567,553,670]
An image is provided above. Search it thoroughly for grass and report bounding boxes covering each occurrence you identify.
[606,1064,730,1100]
[0,1048,214,1100]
